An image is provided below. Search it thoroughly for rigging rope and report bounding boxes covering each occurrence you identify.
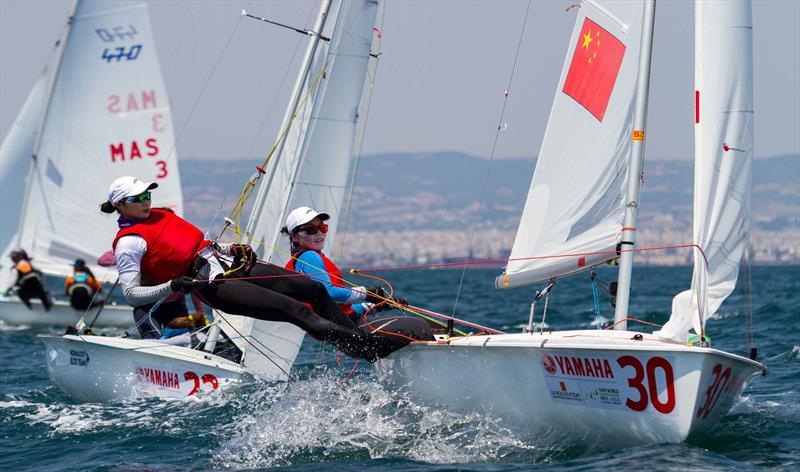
[351,243,709,273]
[591,271,601,329]
[451,0,534,319]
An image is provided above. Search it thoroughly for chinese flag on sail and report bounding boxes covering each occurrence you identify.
[562,18,626,121]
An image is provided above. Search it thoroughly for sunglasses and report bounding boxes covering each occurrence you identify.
[123,191,151,203]
[295,222,328,235]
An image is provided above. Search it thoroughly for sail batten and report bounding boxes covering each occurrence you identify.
[497,1,645,289]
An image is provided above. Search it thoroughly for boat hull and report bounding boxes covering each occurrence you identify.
[41,334,252,402]
[0,297,131,328]
[376,330,766,447]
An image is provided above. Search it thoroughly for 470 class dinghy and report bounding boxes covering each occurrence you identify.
[41,0,384,402]
[377,0,767,448]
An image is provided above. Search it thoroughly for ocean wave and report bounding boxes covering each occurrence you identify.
[213,369,551,468]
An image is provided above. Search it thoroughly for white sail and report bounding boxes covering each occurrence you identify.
[217,0,381,379]
[497,0,645,289]
[1,75,47,255]
[657,0,753,341]
[0,76,48,293]
[14,0,182,280]
[273,0,381,266]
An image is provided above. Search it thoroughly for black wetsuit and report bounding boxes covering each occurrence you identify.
[196,262,409,362]
[15,268,52,311]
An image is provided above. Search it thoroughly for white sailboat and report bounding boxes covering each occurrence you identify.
[0,0,182,328]
[377,0,766,447]
[41,0,383,402]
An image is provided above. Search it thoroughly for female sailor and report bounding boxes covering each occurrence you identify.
[102,176,406,362]
[283,206,434,341]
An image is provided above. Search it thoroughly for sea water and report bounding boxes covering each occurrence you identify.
[0,266,797,471]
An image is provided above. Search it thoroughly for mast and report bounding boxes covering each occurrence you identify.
[15,0,79,250]
[613,0,656,330]
[204,0,332,353]
[243,0,332,245]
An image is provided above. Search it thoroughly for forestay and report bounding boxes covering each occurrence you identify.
[217,0,381,379]
[657,0,753,341]
[13,0,182,280]
[497,0,645,289]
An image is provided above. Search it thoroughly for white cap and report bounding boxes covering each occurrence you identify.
[285,206,329,233]
[107,176,158,204]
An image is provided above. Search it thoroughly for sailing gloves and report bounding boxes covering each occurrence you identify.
[230,244,256,272]
[365,286,410,311]
[364,286,387,304]
[170,276,198,294]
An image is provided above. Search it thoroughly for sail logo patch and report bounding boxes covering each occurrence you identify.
[562,17,626,121]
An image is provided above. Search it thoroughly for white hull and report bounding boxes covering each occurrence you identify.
[0,297,131,328]
[41,334,252,402]
[377,330,767,447]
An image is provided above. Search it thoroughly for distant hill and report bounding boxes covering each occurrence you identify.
[180,153,799,230]
[179,153,799,264]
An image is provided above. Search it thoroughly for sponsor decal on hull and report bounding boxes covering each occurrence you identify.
[539,352,677,415]
[133,363,224,398]
[69,350,89,367]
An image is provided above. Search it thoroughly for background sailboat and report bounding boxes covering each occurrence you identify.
[0,0,182,328]
[41,0,383,402]
[378,0,766,447]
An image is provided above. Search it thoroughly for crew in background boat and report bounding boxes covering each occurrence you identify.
[101,176,407,362]
[64,259,102,311]
[283,206,435,342]
[3,249,52,311]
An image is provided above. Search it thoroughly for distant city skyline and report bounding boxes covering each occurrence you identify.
[1,0,799,162]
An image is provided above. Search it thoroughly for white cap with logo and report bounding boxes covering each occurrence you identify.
[107,176,158,204]
[285,206,330,233]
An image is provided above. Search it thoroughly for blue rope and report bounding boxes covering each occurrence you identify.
[591,273,601,329]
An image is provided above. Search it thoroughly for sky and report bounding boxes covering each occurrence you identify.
[1,0,799,162]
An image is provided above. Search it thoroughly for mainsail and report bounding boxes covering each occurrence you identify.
[0,75,47,255]
[10,0,182,280]
[497,0,646,289]
[216,0,382,379]
[657,0,754,341]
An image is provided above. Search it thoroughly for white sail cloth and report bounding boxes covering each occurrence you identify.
[12,0,181,280]
[498,0,645,289]
[657,0,753,341]
[216,0,382,379]
[0,76,47,256]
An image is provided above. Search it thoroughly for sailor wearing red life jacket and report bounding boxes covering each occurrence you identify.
[101,176,407,362]
[283,207,394,319]
[282,207,435,343]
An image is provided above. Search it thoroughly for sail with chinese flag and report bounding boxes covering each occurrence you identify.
[497,1,645,289]
[563,18,626,121]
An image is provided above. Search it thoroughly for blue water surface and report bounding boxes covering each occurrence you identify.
[0,266,797,471]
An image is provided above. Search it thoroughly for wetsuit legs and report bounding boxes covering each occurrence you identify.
[245,263,357,329]
[19,279,51,311]
[197,279,408,361]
